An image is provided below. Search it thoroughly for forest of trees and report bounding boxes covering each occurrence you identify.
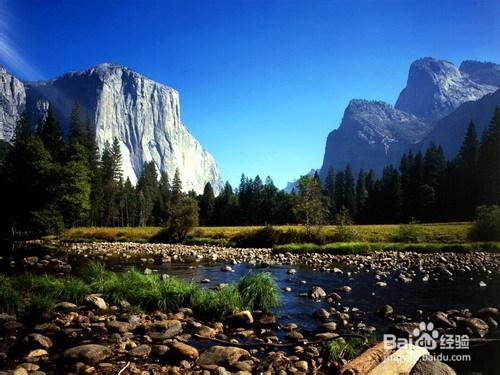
[0,103,499,238]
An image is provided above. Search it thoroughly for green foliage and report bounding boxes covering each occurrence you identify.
[332,206,357,242]
[470,205,500,241]
[294,175,326,238]
[237,272,280,312]
[394,219,423,243]
[0,275,20,312]
[321,337,367,362]
[154,196,199,243]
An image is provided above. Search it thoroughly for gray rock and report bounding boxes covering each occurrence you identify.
[62,344,112,364]
[307,286,326,300]
[128,344,151,358]
[147,320,182,340]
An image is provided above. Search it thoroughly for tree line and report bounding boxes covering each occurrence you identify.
[0,104,499,237]
[0,104,198,237]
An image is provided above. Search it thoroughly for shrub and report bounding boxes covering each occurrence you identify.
[152,197,199,243]
[237,272,280,312]
[332,224,357,242]
[394,219,423,243]
[470,205,500,241]
[233,226,283,248]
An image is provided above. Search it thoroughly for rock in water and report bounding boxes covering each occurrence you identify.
[0,63,223,194]
[62,344,112,364]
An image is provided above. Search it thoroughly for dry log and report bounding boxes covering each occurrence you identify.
[340,341,394,375]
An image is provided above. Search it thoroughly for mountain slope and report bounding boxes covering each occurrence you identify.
[1,63,223,194]
[419,89,500,158]
[320,99,431,177]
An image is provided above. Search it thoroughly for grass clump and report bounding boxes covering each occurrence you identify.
[321,337,367,362]
[237,272,280,312]
[191,285,244,317]
[0,275,20,312]
[24,294,56,321]
[3,262,282,319]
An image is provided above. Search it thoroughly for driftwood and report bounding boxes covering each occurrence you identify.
[340,342,394,375]
[194,333,368,348]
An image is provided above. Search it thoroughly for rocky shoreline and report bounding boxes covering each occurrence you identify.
[60,241,500,277]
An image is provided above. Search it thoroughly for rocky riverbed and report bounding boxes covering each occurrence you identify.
[0,242,499,374]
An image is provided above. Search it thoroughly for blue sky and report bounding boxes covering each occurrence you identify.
[1,0,499,188]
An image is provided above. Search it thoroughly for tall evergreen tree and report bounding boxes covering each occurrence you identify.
[344,165,356,217]
[478,108,500,205]
[38,105,65,162]
[199,182,216,226]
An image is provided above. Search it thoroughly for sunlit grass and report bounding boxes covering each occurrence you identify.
[63,222,473,244]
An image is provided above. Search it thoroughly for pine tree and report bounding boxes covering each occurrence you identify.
[334,171,345,214]
[136,161,159,226]
[344,165,356,218]
[171,169,183,205]
[199,182,215,226]
[478,108,500,205]
[455,121,479,218]
[355,169,368,222]
[38,105,65,162]
[323,167,336,221]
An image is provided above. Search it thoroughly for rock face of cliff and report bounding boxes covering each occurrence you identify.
[1,63,223,194]
[320,99,431,176]
[0,67,26,141]
[395,57,497,121]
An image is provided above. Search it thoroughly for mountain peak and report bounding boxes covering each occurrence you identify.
[395,57,497,120]
[459,60,500,87]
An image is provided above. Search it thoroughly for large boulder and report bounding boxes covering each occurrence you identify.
[409,356,456,374]
[147,320,182,340]
[62,344,112,364]
[198,346,252,370]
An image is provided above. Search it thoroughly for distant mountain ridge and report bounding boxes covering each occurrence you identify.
[319,58,500,180]
[0,63,223,194]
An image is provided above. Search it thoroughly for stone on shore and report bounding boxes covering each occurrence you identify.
[198,346,252,370]
[62,344,112,364]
